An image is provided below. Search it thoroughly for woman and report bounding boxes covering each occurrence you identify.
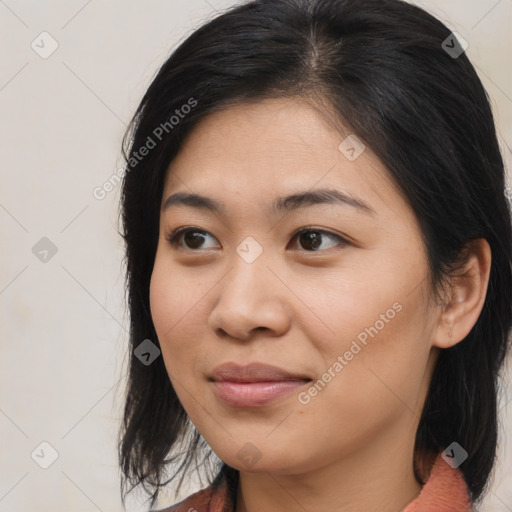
[118,0,512,510]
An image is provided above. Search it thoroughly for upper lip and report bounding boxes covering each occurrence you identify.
[209,362,312,383]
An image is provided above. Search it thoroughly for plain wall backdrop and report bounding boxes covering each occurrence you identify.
[1,0,511,511]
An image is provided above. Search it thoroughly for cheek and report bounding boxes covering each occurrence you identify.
[149,255,214,384]
[316,296,432,434]
[150,254,201,335]
[298,271,404,360]
[149,259,190,365]
[149,261,175,338]
[302,267,432,412]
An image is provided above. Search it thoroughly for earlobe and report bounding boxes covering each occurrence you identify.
[432,238,492,350]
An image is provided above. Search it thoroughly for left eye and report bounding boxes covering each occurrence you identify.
[289,228,347,252]
[166,227,347,252]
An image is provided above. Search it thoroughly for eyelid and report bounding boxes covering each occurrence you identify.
[165,225,350,252]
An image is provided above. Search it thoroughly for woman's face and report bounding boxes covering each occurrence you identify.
[150,97,441,475]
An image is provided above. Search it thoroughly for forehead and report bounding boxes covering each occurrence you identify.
[162,97,406,218]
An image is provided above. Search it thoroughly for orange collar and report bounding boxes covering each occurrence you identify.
[158,451,473,512]
[404,452,473,511]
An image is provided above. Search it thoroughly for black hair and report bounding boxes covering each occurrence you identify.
[118,0,512,508]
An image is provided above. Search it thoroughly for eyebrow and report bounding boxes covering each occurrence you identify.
[162,187,376,216]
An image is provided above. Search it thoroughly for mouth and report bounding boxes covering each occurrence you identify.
[208,361,312,407]
[210,379,312,407]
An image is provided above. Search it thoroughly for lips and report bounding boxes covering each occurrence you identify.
[209,361,311,383]
[209,362,312,407]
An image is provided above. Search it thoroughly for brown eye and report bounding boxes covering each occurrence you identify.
[183,231,207,249]
[290,228,347,252]
[166,228,220,250]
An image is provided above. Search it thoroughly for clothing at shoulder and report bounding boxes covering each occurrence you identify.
[152,479,232,512]
[154,451,474,512]
[405,451,474,512]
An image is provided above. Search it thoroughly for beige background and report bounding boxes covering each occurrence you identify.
[0,1,511,511]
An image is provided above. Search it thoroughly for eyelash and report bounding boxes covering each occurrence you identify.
[165,226,349,253]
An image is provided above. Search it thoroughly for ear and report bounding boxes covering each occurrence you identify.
[432,238,492,349]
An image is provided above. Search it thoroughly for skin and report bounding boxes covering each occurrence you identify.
[149,97,491,512]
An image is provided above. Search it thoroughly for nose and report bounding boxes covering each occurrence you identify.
[208,256,292,342]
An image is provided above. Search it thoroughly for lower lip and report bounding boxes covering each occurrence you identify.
[211,380,310,407]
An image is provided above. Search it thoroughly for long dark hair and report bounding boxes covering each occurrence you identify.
[118,0,512,508]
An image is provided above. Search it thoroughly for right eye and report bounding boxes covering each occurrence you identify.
[166,227,221,251]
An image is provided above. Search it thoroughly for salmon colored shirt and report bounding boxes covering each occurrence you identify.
[155,452,474,512]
